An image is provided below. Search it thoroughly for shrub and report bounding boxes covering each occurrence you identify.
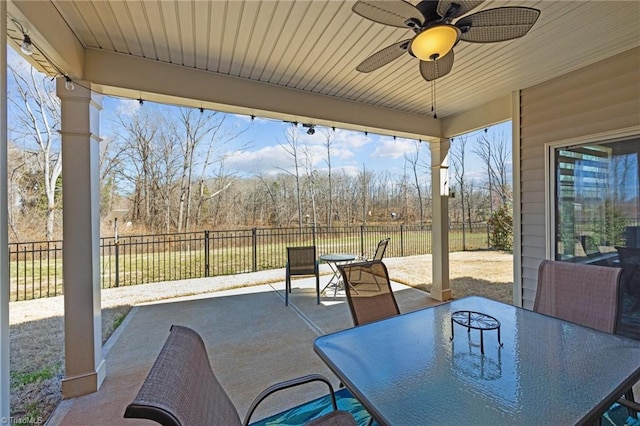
[488,205,513,251]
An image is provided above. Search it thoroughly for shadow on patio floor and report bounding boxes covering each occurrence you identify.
[48,277,438,425]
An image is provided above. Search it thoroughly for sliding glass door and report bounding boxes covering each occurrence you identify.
[552,135,640,339]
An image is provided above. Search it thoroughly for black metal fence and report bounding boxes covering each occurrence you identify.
[8,223,489,301]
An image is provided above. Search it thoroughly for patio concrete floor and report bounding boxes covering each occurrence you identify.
[48,275,439,425]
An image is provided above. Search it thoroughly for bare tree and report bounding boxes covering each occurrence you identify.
[8,65,62,240]
[473,130,512,212]
[404,141,429,225]
[99,136,126,218]
[302,144,318,226]
[171,108,227,231]
[277,124,304,227]
[320,128,335,227]
[113,109,179,231]
[357,163,373,224]
[451,135,469,246]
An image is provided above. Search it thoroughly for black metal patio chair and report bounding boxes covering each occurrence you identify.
[285,246,320,306]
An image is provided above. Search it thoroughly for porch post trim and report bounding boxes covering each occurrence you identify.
[430,138,452,302]
[57,78,106,398]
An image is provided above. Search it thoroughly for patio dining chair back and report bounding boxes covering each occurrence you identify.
[533,259,637,418]
[358,238,390,261]
[534,259,622,333]
[372,238,390,261]
[338,260,400,326]
[286,246,320,306]
[124,325,356,426]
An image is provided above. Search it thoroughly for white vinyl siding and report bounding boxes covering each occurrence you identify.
[519,47,640,309]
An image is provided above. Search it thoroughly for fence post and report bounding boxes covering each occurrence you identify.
[204,230,210,277]
[400,224,405,257]
[360,225,365,257]
[312,224,317,247]
[486,222,491,249]
[252,228,258,272]
[462,222,467,251]
[114,241,120,288]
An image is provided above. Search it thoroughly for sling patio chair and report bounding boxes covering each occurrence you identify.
[124,325,357,426]
[286,246,320,306]
[338,260,400,326]
[534,259,638,418]
[358,238,390,262]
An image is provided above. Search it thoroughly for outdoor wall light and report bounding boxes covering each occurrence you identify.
[410,24,460,62]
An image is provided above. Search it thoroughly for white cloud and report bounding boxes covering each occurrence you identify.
[115,99,141,118]
[334,165,361,177]
[371,138,419,160]
[224,141,327,176]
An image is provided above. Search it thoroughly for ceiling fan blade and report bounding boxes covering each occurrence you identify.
[352,0,425,28]
[419,50,454,81]
[437,0,485,20]
[357,39,411,72]
[457,7,541,43]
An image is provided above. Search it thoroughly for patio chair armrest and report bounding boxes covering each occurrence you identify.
[242,374,338,426]
[617,396,640,412]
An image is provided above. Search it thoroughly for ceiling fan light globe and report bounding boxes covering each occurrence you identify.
[410,24,460,61]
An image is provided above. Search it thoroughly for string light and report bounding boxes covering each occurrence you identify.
[303,124,315,135]
[21,34,33,56]
[64,76,75,91]
[12,20,34,56]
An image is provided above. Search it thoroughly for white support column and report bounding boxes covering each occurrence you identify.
[1,0,11,419]
[57,79,106,398]
[430,139,452,301]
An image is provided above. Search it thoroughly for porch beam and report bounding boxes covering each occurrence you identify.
[441,95,512,138]
[57,78,106,398]
[84,49,442,141]
[430,139,452,302]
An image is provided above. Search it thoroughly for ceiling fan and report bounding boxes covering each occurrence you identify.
[353,0,540,82]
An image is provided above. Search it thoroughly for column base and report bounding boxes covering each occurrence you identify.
[429,288,452,302]
[61,358,106,399]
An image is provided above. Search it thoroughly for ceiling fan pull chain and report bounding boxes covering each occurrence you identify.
[432,67,438,119]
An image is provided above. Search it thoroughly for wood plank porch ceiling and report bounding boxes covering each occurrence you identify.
[7,1,640,133]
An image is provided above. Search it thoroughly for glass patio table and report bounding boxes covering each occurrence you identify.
[319,253,357,297]
[314,296,640,426]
